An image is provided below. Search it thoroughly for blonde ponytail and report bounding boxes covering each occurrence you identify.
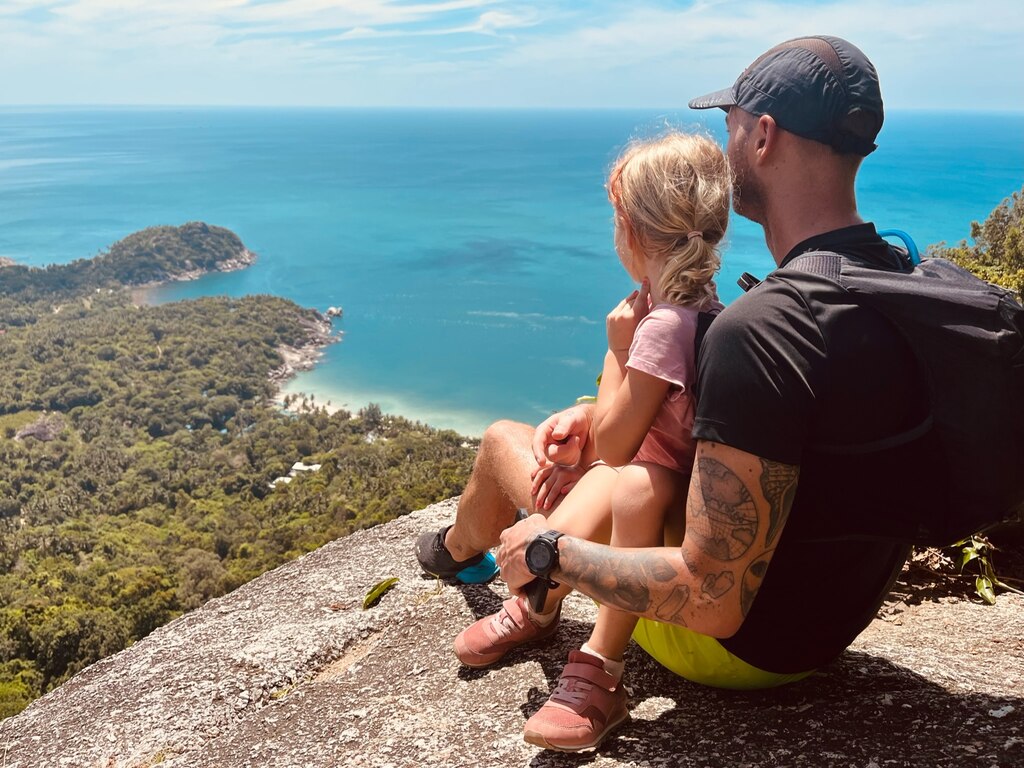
[659,236,720,307]
[608,132,730,309]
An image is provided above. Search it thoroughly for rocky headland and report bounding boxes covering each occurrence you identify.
[267,312,337,396]
[108,222,340,404]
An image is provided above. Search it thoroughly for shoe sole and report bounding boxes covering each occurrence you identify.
[453,636,514,669]
[418,555,493,583]
[456,653,505,669]
[523,711,630,752]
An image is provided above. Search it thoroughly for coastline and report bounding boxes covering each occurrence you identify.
[267,312,338,410]
[127,246,341,414]
[128,247,257,305]
[123,230,484,436]
[277,372,493,437]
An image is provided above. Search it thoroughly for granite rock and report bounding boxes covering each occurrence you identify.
[2,499,1021,767]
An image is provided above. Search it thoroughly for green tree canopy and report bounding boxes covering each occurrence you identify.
[927,186,1024,299]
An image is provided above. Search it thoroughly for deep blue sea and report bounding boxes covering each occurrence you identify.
[1,108,1022,435]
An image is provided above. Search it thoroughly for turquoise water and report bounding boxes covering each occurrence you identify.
[1,108,1022,435]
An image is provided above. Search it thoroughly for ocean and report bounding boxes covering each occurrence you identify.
[1,107,1022,436]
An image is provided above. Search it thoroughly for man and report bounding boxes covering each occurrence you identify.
[416,35,947,751]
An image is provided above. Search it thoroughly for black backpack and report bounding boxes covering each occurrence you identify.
[745,237,1024,546]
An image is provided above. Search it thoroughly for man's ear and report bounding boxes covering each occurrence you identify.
[753,114,779,164]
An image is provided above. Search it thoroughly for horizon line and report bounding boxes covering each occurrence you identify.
[2,104,1023,115]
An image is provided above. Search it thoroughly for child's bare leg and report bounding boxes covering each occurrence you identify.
[587,463,689,663]
[521,462,689,748]
[529,463,617,613]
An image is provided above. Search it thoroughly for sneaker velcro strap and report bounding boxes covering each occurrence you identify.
[562,662,619,691]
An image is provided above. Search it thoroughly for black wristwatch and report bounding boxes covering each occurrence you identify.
[526,530,564,587]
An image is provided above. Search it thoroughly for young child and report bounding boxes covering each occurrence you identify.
[527,131,729,751]
[453,131,730,751]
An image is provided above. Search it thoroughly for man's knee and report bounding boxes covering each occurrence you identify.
[480,419,529,450]
[476,420,533,468]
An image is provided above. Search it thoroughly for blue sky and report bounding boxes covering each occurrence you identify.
[1,0,1021,110]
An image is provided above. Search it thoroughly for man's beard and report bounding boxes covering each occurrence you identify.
[731,160,766,224]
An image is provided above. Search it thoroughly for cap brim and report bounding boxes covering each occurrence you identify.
[688,87,736,111]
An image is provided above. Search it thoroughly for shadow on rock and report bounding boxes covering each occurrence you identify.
[519,648,1023,767]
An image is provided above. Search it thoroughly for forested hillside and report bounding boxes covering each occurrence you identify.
[927,185,1023,299]
[0,226,476,717]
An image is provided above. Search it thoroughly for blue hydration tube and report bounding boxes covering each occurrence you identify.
[877,229,920,265]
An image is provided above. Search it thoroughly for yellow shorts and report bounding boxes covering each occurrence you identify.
[633,618,815,690]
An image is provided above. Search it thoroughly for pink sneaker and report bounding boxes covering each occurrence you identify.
[523,650,630,752]
[454,596,559,668]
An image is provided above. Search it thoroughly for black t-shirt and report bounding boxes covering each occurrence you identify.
[693,223,947,673]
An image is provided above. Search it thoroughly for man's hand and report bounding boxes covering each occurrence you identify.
[531,406,593,467]
[497,513,548,594]
[531,462,585,511]
[606,280,650,353]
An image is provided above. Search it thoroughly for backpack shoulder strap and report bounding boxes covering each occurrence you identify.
[694,307,719,361]
[784,246,913,282]
[785,250,846,281]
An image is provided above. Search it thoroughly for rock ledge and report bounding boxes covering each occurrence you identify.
[2,500,1021,767]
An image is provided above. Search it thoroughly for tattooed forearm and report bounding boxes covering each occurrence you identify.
[759,459,798,547]
[568,549,650,612]
[556,536,740,631]
[558,537,678,615]
[688,458,758,561]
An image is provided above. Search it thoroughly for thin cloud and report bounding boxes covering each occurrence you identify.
[7,0,508,37]
[329,9,539,41]
[464,0,1024,109]
[0,0,1019,108]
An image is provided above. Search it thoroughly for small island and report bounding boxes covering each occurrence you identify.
[0,224,476,719]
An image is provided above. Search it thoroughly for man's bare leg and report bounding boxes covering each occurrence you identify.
[443,420,537,560]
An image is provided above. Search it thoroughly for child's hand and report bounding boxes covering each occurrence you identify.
[530,462,586,511]
[532,406,590,467]
[606,279,650,352]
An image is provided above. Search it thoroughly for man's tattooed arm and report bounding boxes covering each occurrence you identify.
[760,459,798,547]
[555,540,680,614]
[552,441,799,638]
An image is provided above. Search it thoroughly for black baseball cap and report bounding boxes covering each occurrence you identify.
[689,35,884,156]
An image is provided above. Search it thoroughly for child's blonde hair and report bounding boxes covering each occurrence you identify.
[607,131,729,308]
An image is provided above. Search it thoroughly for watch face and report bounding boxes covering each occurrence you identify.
[526,538,555,575]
